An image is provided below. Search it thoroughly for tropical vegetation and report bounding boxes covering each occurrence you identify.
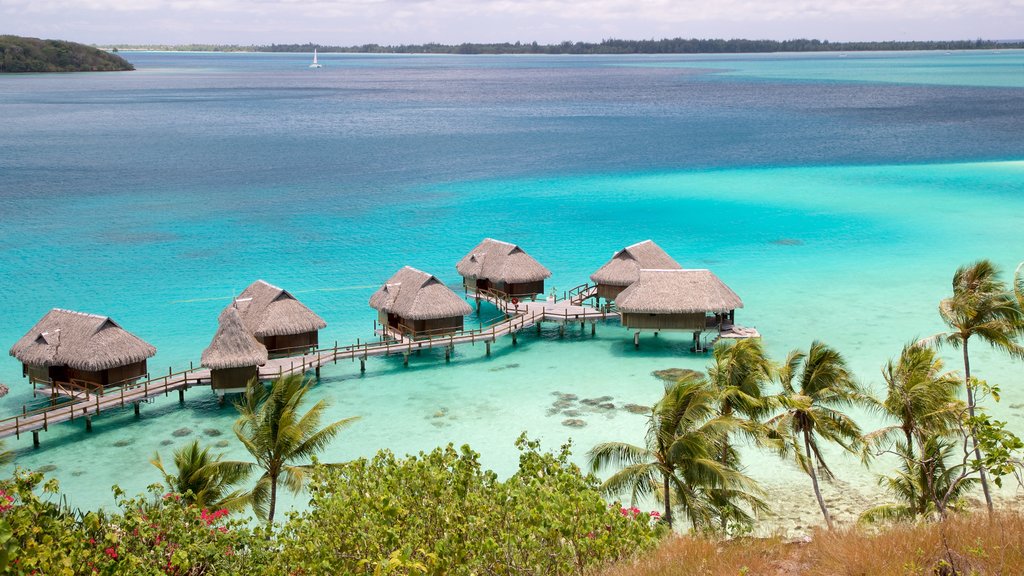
[0,35,134,73]
[925,259,1024,512]
[231,374,359,524]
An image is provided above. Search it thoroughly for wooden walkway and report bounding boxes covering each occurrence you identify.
[0,295,618,443]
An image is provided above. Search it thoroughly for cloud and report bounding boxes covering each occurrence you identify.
[2,0,1021,44]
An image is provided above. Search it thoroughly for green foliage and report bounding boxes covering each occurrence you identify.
[150,439,252,511]
[767,341,871,529]
[0,35,133,73]
[589,372,766,532]
[275,435,662,575]
[233,374,359,524]
[0,470,265,575]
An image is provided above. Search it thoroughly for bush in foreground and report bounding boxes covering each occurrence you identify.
[273,435,663,575]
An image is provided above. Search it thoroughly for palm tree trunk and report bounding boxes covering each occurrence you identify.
[662,471,673,529]
[803,428,833,530]
[268,471,278,525]
[904,427,922,516]
[963,340,994,513]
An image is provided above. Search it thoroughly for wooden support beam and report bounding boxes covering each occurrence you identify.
[511,332,517,346]
[134,402,140,417]
[360,358,366,373]
[591,322,596,336]
[178,389,185,403]
[403,353,409,367]
[32,430,39,448]
[485,341,491,356]
[85,416,92,432]
[559,324,565,338]
[445,347,451,363]
[315,366,321,379]
[634,331,640,349]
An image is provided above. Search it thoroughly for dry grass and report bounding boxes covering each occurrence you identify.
[803,512,1024,576]
[602,535,805,576]
[604,512,1024,576]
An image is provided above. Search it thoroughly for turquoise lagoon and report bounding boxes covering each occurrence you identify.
[0,51,1022,529]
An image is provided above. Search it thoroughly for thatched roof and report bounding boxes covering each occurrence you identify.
[370,266,472,320]
[9,308,157,371]
[455,238,551,284]
[590,240,682,287]
[202,307,268,370]
[228,280,326,338]
[616,269,743,314]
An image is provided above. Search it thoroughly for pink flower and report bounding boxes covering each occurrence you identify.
[104,547,118,560]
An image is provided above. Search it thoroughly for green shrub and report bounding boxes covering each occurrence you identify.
[274,435,664,575]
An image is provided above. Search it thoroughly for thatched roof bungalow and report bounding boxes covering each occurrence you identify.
[616,269,743,336]
[228,280,326,354]
[590,240,682,302]
[9,308,156,390]
[456,238,551,300]
[202,306,268,393]
[370,266,472,339]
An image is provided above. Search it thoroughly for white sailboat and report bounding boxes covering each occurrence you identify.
[309,49,322,69]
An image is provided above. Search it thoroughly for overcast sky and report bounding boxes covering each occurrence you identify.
[3,0,1023,45]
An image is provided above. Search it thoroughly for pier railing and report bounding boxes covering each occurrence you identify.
[0,298,622,441]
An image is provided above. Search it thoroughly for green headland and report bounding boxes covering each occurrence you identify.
[0,35,133,73]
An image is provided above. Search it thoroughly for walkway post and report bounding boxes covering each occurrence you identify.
[32,430,39,448]
[485,341,491,356]
[85,415,92,432]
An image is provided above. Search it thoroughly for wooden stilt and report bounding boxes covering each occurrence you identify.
[512,332,517,346]
[360,358,366,373]
[85,416,93,432]
[32,430,40,448]
[476,299,481,313]
[445,347,451,363]
[591,322,596,336]
[485,341,492,356]
[634,331,640,348]
[178,389,185,403]
[134,402,140,417]
[536,323,542,335]
[315,366,321,379]
[559,324,565,338]
[403,353,409,367]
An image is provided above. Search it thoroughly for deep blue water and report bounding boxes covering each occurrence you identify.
[0,51,1022,524]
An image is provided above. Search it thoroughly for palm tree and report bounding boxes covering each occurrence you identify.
[705,339,773,530]
[863,343,962,518]
[588,373,765,530]
[151,439,251,510]
[1015,261,1024,315]
[925,260,1024,512]
[866,343,962,460]
[860,436,976,523]
[767,341,869,530]
[234,374,360,524]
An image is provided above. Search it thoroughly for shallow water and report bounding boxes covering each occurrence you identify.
[1,51,1022,528]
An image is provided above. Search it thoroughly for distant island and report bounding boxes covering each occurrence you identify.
[105,37,1024,55]
[1,35,133,73]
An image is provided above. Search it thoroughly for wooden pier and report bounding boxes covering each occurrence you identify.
[0,293,617,444]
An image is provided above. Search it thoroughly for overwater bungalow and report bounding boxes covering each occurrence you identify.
[229,280,326,354]
[8,308,156,391]
[370,266,473,339]
[456,238,552,300]
[589,240,682,303]
[201,306,268,394]
[616,269,743,349]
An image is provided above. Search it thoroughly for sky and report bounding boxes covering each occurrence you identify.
[2,0,1023,46]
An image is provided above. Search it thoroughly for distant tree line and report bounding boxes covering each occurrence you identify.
[107,37,1024,54]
